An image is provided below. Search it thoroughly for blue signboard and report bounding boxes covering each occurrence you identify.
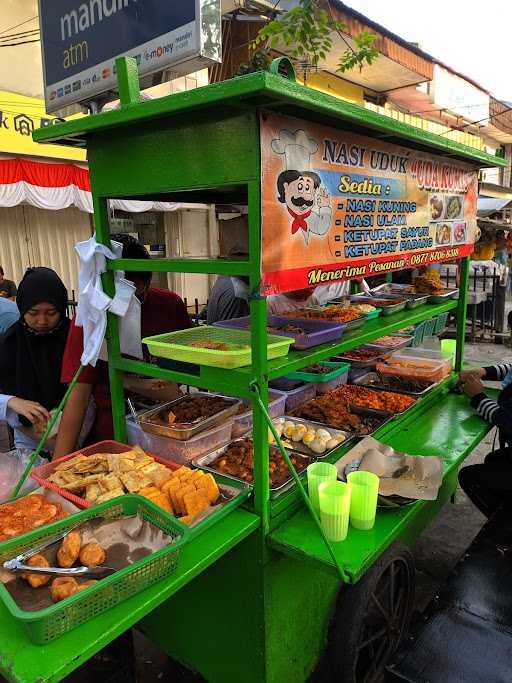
[38,0,221,112]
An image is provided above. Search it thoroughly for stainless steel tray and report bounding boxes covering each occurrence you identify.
[350,398,415,417]
[307,303,368,330]
[343,314,368,330]
[350,403,394,419]
[375,300,407,316]
[352,371,435,397]
[277,416,353,458]
[346,408,394,436]
[192,440,313,498]
[370,284,427,309]
[372,283,416,296]
[138,392,242,440]
[290,403,393,437]
[404,294,429,309]
[333,347,393,368]
[427,288,459,304]
[349,294,407,316]
[363,336,413,352]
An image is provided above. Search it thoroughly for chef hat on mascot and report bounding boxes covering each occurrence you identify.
[271,129,318,171]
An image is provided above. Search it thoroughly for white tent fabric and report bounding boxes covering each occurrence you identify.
[0,180,180,213]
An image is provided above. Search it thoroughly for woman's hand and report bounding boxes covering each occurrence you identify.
[462,376,485,398]
[458,368,486,383]
[7,397,50,424]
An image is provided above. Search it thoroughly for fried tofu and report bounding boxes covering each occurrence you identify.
[175,483,196,516]
[196,473,220,505]
[183,490,209,517]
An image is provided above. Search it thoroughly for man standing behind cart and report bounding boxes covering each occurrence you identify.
[0,266,17,300]
[54,235,191,457]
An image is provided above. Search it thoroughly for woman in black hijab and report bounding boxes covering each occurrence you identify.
[0,267,69,448]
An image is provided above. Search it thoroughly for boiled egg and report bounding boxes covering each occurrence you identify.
[310,438,327,454]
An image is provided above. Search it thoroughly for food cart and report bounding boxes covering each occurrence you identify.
[0,58,504,683]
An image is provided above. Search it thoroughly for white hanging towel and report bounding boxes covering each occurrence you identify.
[75,235,143,367]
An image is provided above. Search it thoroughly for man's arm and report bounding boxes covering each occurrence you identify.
[53,382,92,458]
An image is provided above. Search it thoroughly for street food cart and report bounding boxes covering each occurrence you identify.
[0,59,504,683]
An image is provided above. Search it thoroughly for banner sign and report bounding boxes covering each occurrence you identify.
[260,112,478,295]
[0,91,85,161]
[39,0,221,112]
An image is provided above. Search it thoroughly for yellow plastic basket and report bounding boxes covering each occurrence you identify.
[143,326,294,368]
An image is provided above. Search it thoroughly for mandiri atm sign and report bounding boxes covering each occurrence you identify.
[38,0,221,112]
[261,112,478,295]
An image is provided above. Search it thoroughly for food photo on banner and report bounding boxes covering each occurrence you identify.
[260,112,478,294]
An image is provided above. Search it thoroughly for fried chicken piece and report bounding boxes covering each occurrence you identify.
[77,579,98,592]
[22,554,51,588]
[79,542,106,567]
[50,577,79,603]
[57,531,81,568]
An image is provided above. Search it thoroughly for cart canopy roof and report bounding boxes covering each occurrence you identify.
[34,71,503,169]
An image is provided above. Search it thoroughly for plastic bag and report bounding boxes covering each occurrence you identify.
[0,450,45,504]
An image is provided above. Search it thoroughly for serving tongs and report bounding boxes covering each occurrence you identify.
[3,518,117,579]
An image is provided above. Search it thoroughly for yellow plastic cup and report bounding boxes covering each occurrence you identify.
[307,462,337,514]
[318,480,351,542]
[347,470,379,530]
[441,339,457,359]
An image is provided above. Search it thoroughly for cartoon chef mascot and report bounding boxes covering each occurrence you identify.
[272,129,332,244]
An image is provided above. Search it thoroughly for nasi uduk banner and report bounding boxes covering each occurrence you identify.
[260,112,478,295]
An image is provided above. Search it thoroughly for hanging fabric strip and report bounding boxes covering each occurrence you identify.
[0,159,181,213]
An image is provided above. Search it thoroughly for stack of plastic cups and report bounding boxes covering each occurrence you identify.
[307,462,337,514]
[441,338,457,360]
[318,480,351,541]
[347,471,379,530]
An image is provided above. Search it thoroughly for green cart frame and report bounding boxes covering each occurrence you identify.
[0,59,503,683]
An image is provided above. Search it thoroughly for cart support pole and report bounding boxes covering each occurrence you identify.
[252,385,350,584]
[455,256,470,372]
[11,365,84,500]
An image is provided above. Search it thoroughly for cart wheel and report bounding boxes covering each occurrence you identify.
[327,543,415,683]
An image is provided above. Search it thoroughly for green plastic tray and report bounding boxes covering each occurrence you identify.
[285,361,351,383]
[365,308,382,320]
[0,495,188,644]
[143,326,293,368]
[434,312,449,334]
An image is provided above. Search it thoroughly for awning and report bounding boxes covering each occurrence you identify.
[477,219,511,232]
[0,158,181,213]
[477,197,512,217]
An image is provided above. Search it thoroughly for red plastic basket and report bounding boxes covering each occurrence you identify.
[31,440,180,509]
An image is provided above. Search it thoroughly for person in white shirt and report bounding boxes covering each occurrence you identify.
[267,280,366,315]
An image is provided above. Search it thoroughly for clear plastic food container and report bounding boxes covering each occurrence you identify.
[125,416,234,464]
[376,349,452,383]
[394,348,454,366]
[278,382,317,413]
[232,390,287,438]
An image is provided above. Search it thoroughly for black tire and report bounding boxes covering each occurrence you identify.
[327,542,415,683]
